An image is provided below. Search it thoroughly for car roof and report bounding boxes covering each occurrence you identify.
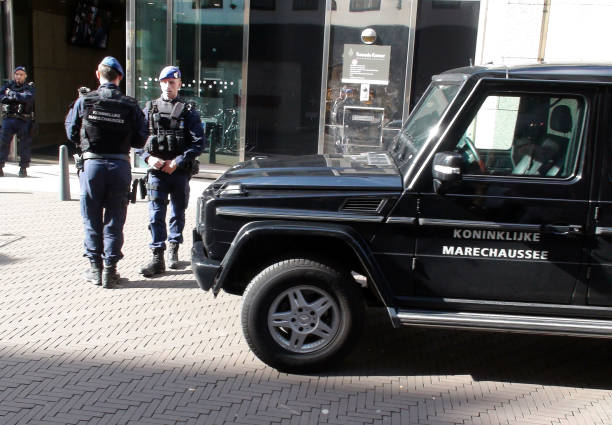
[434,63,612,84]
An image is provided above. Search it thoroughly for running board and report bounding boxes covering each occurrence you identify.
[387,308,612,338]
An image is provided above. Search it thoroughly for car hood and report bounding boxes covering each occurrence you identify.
[215,152,403,191]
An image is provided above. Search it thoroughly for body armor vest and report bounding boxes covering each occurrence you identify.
[1,82,34,119]
[80,87,135,154]
[145,98,189,160]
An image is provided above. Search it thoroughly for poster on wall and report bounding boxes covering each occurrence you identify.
[341,44,391,85]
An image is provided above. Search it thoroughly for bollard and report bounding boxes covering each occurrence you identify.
[208,122,217,164]
[59,144,71,201]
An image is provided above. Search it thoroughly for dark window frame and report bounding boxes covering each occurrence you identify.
[349,0,381,12]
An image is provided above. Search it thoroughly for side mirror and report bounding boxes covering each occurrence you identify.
[432,151,463,194]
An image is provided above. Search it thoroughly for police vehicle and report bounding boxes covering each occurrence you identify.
[191,64,612,372]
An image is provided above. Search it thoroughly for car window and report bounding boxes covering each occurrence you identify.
[456,93,584,178]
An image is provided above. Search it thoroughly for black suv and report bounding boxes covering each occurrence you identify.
[192,64,612,372]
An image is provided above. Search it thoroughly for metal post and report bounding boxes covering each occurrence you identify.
[59,145,70,201]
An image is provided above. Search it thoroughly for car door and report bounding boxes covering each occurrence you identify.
[411,81,594,305]
[588,86,612,307]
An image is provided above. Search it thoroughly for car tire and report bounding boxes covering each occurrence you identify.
[241,258,364,372]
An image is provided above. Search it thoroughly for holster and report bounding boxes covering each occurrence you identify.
[73,153,84,171]
[129,179,139,204]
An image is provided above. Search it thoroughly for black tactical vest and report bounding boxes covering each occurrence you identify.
[80,87,135,154]
[0,81,34,119]
[145,98,189,160]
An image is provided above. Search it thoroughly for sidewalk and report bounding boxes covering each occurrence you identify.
[1,161,612,425]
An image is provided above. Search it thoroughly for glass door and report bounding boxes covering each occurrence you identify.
[172,0,245,167]
[321,0,415,155]
[132,0,245,169]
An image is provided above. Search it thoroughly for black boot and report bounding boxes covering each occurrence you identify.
[83,259,102,285]
[167,242,179,269]
[0,168,3,177]
[102,263,120,289]
[18,167,27,177]
[140,248,165,277]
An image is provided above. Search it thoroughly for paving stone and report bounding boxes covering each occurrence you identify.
[1,172,612,424]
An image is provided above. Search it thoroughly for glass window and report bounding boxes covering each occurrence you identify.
[134,0,168,168]
[172,0,244,167]
[323,0,412,154]
[196,0,224,8]
[456,94,584,178]
[251,0,275,10]
[391,83,460,168]
[349,0,381,12]
[133,0,245,168]
[0,5,5,86]
[293,0,319,10]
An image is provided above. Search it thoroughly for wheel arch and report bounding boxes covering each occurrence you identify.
[213,220,392,307]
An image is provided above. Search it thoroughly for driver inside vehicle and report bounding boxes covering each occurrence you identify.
[511,118,545,175]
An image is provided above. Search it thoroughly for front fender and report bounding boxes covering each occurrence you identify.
[212,220,393,306]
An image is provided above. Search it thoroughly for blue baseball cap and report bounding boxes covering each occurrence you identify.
[99,56,124,77]
[14,66,26,73]
[159,66,181,81]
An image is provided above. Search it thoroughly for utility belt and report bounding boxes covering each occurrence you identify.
[82,152,131,162]
[1,104,33,120]
[74,152,130,172]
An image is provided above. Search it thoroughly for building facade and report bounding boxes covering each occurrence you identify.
[2,0,612,172]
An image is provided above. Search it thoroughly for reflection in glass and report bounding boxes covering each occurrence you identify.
[134,0,168,167]
[173,0,244,166]
[324,0,411,154]
[0,5,5,85]
[390,83,460,169]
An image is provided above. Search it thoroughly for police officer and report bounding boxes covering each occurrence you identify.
[138,66,204,277]
[65,56,147,288]
[0,66,36,177]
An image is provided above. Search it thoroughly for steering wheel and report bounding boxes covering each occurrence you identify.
[457,135,486,174]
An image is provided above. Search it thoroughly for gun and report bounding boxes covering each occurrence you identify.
[129,179,139,204]
[139,176,147,199]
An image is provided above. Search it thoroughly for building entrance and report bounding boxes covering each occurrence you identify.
[2,0,126,159]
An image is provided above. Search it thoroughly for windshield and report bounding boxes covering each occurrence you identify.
[389,83,461,168]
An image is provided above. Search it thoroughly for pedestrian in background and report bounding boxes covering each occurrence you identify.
[65,56,147,288]
[138,66,204,277]
[0,66,36,177]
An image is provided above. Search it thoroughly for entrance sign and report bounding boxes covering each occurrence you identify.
[342,44,391,85]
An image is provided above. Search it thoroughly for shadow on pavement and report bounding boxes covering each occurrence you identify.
[0,252,21,265]
[324,307,612,390]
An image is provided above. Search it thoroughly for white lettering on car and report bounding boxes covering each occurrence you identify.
[452,228,541,242]
[441,245,549,260]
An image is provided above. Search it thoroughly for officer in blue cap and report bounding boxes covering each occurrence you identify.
[0,66,36,177]
[137,65,204,276]
[65,56,147,288]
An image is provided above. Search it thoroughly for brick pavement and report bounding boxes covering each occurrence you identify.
[1,164,612,424]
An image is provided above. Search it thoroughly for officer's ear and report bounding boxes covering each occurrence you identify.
[95,70,101,80]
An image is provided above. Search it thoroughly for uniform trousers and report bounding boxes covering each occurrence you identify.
[147,169,190,250]
[0,118,32,168]
[79,158,131,265]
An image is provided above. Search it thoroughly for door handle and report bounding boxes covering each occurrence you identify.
[542,224,582,235]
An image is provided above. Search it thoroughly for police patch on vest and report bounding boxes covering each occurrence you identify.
[87,110,125,124]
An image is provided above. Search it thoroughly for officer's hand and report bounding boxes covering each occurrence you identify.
[161,159,177,174]
[146,155,165,170]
